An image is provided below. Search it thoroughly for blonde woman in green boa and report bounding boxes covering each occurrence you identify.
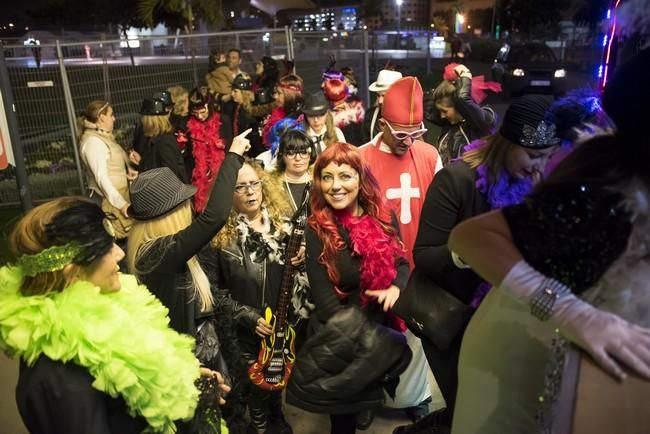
[0,197,229,434]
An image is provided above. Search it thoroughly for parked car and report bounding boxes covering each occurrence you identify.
[491,42,567,98]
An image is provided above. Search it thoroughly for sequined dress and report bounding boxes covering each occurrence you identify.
[451,181,639,434]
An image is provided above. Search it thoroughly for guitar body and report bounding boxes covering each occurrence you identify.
[248,307,296,391]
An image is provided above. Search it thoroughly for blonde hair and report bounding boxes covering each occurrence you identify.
[239,89,255,112]
[141,114,174,137]
[462,133,517,185]
[127,201,214,312]
[77,100,111,141]
[212,160,292,248]
[167,86,189,116]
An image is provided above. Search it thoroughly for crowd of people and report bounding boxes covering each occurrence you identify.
[1,44,650,434]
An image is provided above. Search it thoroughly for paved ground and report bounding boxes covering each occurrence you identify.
[0,351,444,434]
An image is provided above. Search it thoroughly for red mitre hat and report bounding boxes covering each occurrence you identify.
[382,76,423,126]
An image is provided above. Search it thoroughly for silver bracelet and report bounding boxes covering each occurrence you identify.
[530,277,572,321]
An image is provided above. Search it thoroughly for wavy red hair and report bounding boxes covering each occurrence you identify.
[308,142,397,296]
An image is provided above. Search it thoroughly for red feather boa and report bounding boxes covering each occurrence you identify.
[337,211,406,332]
[262,106,287,149]
[187,113,226,213]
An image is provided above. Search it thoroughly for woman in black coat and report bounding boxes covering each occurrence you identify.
[425,64,498,167]
[287,142,411,434]
[127,130,252,433]
[138,97,188,182]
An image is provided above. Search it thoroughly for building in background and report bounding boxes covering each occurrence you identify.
[292,6,361,32]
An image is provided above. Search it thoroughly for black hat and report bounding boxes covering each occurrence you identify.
[152,91,173,108]
[140,97,167,116]
[129,167,197,220]
[232,74,252,91]
[302,91,329,116]
[499,95,560,148]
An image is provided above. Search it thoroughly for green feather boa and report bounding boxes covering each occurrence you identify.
[0,266,201,434]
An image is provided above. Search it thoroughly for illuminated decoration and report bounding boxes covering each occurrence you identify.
[598,0,622,90]
[455,13,465,33]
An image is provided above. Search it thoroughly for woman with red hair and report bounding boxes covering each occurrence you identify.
[323,79,364,146]
[286,142,412,433]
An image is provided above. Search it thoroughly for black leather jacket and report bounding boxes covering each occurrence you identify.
[425,76,497,167]
[200,241,285,353]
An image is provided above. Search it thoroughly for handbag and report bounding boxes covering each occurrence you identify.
[392,268,473,350]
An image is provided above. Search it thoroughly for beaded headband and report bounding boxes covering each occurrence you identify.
[17,243,82,277]
[17,219,116,277]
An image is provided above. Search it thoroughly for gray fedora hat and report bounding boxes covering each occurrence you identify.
[302,91,329,116]
[129,167,196,220]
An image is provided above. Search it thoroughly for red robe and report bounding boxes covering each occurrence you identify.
[359,134,440,268]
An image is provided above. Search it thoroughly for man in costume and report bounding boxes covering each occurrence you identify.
[359,76,443,429]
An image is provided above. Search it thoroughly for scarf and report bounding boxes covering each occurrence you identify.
[464,140,535,307]
[0,267,201,433]
[337,210,406,331]
[188,113,226,213]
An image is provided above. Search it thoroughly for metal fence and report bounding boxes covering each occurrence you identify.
[0,28,388,205]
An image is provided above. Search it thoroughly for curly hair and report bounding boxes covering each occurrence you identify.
[211,159,292,249]
[308,142,397,290]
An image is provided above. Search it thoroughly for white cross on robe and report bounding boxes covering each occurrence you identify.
[386,172,420,224]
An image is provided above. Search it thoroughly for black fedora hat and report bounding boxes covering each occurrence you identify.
[140,97,167,116]
[232,74,252,91]
[152,90,173,108]
[302,91,329,116]
[129,167,197,220]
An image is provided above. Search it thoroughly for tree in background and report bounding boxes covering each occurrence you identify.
[136,0,224,33]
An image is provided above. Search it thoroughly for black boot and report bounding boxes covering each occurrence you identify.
[356,409,376,430]
[392,408,447,434]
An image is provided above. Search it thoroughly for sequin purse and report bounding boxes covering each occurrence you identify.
[393,268,473,350]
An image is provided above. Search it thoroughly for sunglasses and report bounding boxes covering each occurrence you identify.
[385,121,428,142]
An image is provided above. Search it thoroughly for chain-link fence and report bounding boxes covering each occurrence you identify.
[0,28,292,205]
[1,28,451,205]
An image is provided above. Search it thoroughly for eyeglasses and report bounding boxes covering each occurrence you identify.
[234,180,262,194]
[385,121,428,142]
[284,149,311,158]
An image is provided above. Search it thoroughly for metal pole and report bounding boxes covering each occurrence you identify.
[0,49,33,211]
[101,34,110,101]
[362,30,370,110]
[56,40,85,195]
[190,34,198,86]
[235,33,240,50]
[284,26,291,59]
[289,27,295,62]
[426,31,431,74]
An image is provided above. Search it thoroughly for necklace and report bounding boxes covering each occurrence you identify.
[284,173,309,210]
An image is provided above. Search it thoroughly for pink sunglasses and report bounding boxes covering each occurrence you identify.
[386,121,428,142]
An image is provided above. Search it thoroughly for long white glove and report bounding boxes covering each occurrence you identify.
[501,260,650,381]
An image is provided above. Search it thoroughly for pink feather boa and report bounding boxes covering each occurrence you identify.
[337,210,406,331]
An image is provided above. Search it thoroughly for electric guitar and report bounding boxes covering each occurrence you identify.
[248,202,307,391]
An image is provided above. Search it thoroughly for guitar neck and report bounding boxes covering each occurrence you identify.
[274,222,305,331]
